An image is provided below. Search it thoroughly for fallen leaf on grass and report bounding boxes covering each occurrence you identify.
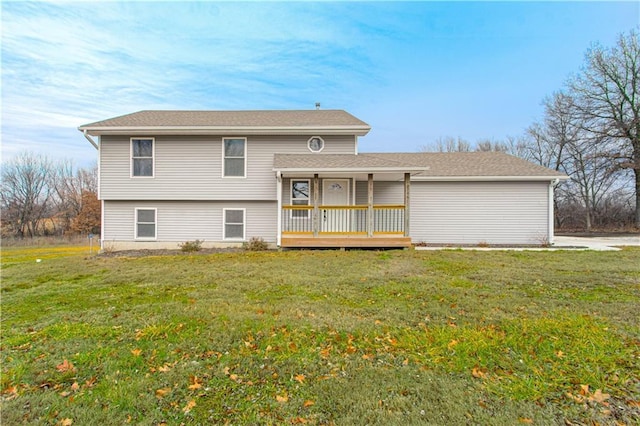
[291,417,308,424]
[276,393,289,403]
[588,389,610,404]
[156,388,171,399]
[182,400,196,413]
[447,339,459,350]
[518,418,533,424]
[471,367,487,379]
[188,376,202,390]
[131,349,142,357]
[294,374,306,384]
[56,360,75,373]
[2,385,18,399]
[566,392,585,403]
[59,419,73,426]
[303,400,315,407]
[158,364,171,373]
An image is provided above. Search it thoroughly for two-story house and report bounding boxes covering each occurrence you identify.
[79,109,566,250]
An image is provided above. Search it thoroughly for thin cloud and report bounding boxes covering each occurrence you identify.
[2,1,638,165]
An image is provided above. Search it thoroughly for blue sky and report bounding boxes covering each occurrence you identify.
[2,1,638,167]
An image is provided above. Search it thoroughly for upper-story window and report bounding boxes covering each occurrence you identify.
[131,138,154,177]
[223,138,246,177]
[307,136,324,153]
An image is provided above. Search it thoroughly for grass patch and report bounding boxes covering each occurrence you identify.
[1,247,639,425]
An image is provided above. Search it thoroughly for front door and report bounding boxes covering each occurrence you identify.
[322,179,350,232]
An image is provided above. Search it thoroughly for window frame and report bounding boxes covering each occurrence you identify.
[130,137,155,178]
[222,137,247,178]
[223,208,246,240]
[307,136,325,153]
[291,179,310,219]
[134,207,157,240]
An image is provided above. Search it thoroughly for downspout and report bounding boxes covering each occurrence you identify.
[276,171,282,247]
[83,129,99,150]
[548,178,560,245]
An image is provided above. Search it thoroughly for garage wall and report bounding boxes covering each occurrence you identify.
[410,181,550,245]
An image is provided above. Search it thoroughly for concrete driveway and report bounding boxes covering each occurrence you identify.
[553,234,640,251]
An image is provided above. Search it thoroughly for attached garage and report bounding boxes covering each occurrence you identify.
[410,181,552,245]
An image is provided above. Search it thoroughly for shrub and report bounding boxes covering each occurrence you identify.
[243,237,268,251]
[178,239,203,252]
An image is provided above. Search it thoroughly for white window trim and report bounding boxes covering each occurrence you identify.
[134,207,157,240]
[223,208,246,240]
[222,137,247,178]
[130,137,155,178]
[291,179,310,219]
[307,136,325,153]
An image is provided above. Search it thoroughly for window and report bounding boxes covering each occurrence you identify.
[223,138,246,177]
[135,208,156,239]
[291,180,310,218]
[223,209,245,240]
[307,136,324,153]
[131,138,154,177]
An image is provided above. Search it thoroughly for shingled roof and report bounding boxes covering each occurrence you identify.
[79,110,371,135]
[275,152,566,179]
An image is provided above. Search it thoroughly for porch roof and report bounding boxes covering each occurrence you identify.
[273,154,429,174]
[274,152,567,181]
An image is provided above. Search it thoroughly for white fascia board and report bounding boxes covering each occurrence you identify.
[273,167,429,174]
[78,125,371,137]
[411,175,569,182]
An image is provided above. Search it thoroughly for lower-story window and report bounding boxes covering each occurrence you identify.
[223,208,245,240]
[135,208,156,239]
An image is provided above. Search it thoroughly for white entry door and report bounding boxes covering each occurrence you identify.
[322,179,350,232]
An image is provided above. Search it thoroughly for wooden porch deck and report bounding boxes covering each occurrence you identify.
[281,234,412,248]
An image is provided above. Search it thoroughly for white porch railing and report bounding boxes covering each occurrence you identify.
[281,205,405,236]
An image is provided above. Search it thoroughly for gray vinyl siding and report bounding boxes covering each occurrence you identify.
[100,135,356,200]
[410,181,549,245]
[355,181,403,205]
[103,200,277,243]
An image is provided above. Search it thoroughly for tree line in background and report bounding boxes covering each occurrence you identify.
[2,31,637,237]
[1,152,100,239]
[421,29,639,231]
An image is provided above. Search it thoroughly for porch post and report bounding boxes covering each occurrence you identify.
[313,174,320,237]
[276,171,282,246]
[367,174,374,237]
[404,172,410,237]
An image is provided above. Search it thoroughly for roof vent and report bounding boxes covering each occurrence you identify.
[315,102,321,110]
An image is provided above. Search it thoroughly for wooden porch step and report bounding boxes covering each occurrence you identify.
[281,236,412,248]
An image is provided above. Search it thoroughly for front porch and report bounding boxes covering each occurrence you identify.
[280,204,412,248]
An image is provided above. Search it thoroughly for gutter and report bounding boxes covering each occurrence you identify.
[78,125,372,137]
[548,178,561,245]
[83,129,99,150]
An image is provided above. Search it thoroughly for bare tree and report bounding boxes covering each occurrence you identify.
[569,29,640,227]
[420,136,471,152]
[50,161,98,235]
[1,152,53,237]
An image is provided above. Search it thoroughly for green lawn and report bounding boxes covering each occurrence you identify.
[1,246,639,425]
